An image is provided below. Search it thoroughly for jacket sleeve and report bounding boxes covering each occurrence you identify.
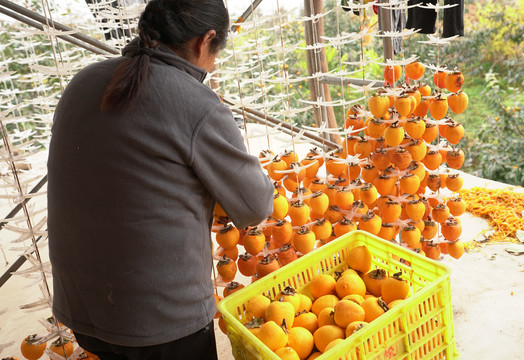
[190,103,274,229]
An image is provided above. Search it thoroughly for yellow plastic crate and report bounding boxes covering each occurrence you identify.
[217,230,459,360]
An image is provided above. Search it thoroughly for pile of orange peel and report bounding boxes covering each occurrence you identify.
[460,187,524,243]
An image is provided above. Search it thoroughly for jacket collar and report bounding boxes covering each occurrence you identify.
[122,37,208,83]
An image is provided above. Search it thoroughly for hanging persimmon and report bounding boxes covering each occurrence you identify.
[405,61,425,80]
[444,69,464,93]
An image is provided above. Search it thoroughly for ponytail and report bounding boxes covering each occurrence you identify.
[101,0,229,111]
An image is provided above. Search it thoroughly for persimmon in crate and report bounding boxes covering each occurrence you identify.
[217,230,458,360]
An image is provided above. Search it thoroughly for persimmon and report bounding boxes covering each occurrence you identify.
[426,173,441,192]
[371,148,391,171]
[257,255,281,278]
[278,243,298,267]
[441,217,462,241]
[335,273,366,298]
[345,114,365,132]
[216,245,238,262]
[317,307,337,327]
[380,199,401,223]
[422,121,438,143]
[292,227,316,255]
[374,174,396,197]
[447,240,465,259]
[394,95,413,117]
[301,156,320,179]
[293,312,318,334]
[288,201,310,227]
[49,338,74,358]
[408,161,426,182]
[405,199,426,222]
[268,157,288,181]
[333,299,366,328]
[446,148,465,169]
[309,274,337,300]
[341,294,365,306]
[422,149,443,171]
[353,138,372,159]
[447,196,466,216]
[297,293,313,313]
[444,122,465,145]
[265,299,295,328]
[377,223,398,241]
[246,294,271,321]
[216,224,240,250]
[391,147,413,170]
[345,320,368,338]
[287,327,315,359]
[283,176,299,193]
[413,98,430,117]
[274,347,300,360]
[223,281,245,297]
[333,217,357,238]
[384,122,405,147]
[272,193,289,220]
[276,286,301,314]
[431,203,450,223]
[324,338,344,353]
[213,202,228,218]
[243,228,265,256]
[422,241,441,260]
[444,70,464,93]
[237,252,258,276]
[366,118,387,138]
[399,172,421,195]
[448,90,469,114]
[429,95,449,120]
[257,320,289,352]
[313,325,345,353]
[368,94,390,118]
[358,211,382,236]
[445,173,463,192]
[280,150,299,166]
[433,70,447,89]
[311,294,339,316]
[272,219,293,247]
[217,256,237,282]
[325,155,346,177]
[383,64,402,83]
[357,183,376,206]
[361,164,380,184]
[361,297,389,323]
[311,218,332,242]
[363,269,387,297]
[346,245,372,273]
[333,188,354,211]
[404,118,425,139]
[405,61,425,80]
[308,192,327,219]
[307,352,322,359]
[20,334,46,360]
[324,206,344,224]
[421,219,438,239]
[401,225,421,249]
[381,272,410,304]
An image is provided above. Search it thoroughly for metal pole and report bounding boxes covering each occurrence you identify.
[0,6,114,56]
[378,0,394,61]
[0,0,119,55]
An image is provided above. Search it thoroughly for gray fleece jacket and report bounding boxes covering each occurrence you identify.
[47,38,274,346]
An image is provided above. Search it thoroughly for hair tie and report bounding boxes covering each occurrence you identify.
[137,47,155,57]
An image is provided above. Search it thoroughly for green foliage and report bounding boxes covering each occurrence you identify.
[464,71,524,186]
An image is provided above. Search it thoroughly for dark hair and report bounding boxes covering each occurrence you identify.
[101,0,229,111]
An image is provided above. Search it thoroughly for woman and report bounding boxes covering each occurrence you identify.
[47,0,274,359]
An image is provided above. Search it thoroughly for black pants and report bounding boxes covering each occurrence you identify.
[406,0,464,38]
[74,321,218,360]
